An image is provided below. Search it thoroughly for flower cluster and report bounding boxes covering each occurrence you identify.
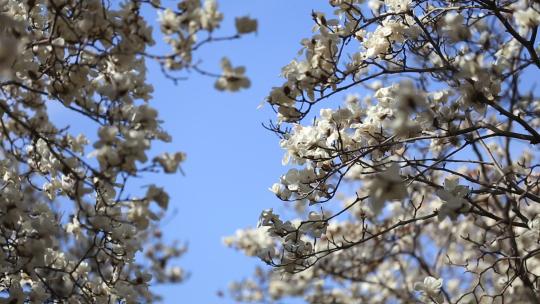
[156,0,255,88]
[227,0,540,303]
[0,0,254,302]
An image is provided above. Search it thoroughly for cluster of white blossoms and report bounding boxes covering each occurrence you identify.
[513,0,540,31]
[0,0,254,302]
[155,0,256,89]
[156,0,253,67]
[226,0,540,303]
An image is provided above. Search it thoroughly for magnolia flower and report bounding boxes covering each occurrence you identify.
[0,15,22,76]
[519,214,540,250]
[215,58,251,91]
[200,0,224,31]
[0,34,18,75]
[257,209,281,228]
[235,16,258,34]
[300,211,327,238]
[442,13,470,41]
[146,185,170,209]
[514,7,540,28]
[414,276,444,303]
[366,163,408,214]
[368,0,384,11]
[269,182,292,200]
[223,226,275,260]
[158,9,180,34]
[65,216,83,239]
[153,152,186,173]
[385,0,411,12]
[97,125,119,143]
[436,178,470,221]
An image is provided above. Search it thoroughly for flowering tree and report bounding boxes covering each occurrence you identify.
[225,0,540,303]
[0,0,255,302]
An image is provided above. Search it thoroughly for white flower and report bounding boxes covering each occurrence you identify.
[146,185,170,210]
[368,0,384,11]
[442,13,470,41]
[269,182,291,200]
[153,152,186,173]
[414,276,444,303]
[514,7,540,28]
[519,214,540,250]
[436,177,469,221]
[0,34,18,75]
[300,211,327,238]
[97,125,119,143]
[235,16,258,34]
[223,226,275,259]
[0,15,23,77]
[385,0,411,12]
[200,0,223,31]
[366,163,408,214]
[167,267,185,282]
[65,216,82,238]
[158,9,180,35]
[214,58,251,91]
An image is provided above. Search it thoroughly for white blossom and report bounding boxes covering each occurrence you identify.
[414,276,444,303]
[235,16,258,34]
[436,178,470,221]
[366,163,408,213]
[215,57,251,91]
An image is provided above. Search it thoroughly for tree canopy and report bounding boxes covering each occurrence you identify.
[0,0,254,302]
[225,0,540,303]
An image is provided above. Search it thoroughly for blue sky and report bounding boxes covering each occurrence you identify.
[145,1,329,303]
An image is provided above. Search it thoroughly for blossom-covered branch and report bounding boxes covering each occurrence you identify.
[0,0,255,302]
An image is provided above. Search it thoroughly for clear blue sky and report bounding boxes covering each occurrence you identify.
[145,1,329,303]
